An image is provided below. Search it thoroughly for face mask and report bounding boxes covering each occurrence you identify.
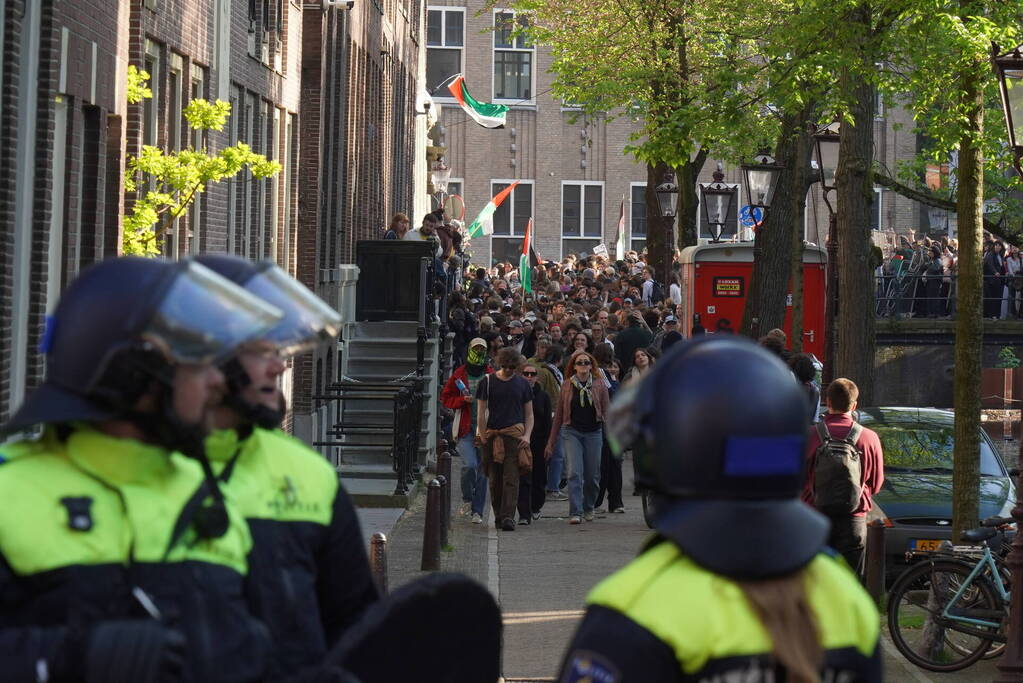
[468,346,486,367]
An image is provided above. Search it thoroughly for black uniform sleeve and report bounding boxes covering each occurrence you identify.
[558,605,681,683]
[317,486,381,646]
[0,554,71,682]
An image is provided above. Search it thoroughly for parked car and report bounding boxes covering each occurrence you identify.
[857,407,1015,579]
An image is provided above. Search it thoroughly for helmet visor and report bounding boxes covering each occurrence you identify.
[245,264,342,356]
[144,261,285,364]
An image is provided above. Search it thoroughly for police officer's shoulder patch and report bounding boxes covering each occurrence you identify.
[562,650,621,683]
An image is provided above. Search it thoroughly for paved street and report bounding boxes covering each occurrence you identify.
[380,453,1007,681]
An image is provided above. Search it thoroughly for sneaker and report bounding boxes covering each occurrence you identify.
[518,517,530,525]
[613,506,626,514]
[459,502,471,516]
[583,512,595,522]
[532,511,542,520]
[568,516,582,525]
[547,491,568,501]
[501,519,516,531]
[471,513,483,524]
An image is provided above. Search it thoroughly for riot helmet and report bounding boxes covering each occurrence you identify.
[194,255,341,428]
[607,336,828,580]
[2,257,283,445]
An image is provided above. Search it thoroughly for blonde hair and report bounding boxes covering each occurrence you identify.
[737,570,822,683]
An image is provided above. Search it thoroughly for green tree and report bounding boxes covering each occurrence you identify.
[513,0,776,276]
[122,65,281,256]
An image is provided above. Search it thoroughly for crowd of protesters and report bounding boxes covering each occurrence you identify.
[441,246,824,529]
[877,231,1022,319]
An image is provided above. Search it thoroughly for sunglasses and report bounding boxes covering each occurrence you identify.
[522,371,538,377]
[575,360,592,366]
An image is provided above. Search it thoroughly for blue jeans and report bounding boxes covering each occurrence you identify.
[561,426,603,517]
[456,434,487,516]
[546,438,564,492]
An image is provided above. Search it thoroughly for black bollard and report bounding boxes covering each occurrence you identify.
[864,520,886,605]
[437,475,449,548]
[369,532,388,595]
[421,480,442,571]
[438,449,452,533]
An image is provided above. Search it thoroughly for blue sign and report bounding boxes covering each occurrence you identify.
[739,205,764,228]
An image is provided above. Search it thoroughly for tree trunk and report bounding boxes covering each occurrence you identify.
[676,150,708,250]
[645,160,672,284]
[740,104,815,339]
[835,21,877,403]
[951,64,984,542]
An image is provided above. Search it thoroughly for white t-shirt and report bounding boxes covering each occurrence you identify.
[670,282,682,305]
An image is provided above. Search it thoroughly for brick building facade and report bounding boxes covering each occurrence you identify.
[427,0,925,267]
[0,0,428,424]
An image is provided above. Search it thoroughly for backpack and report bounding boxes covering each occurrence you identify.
[812,421,864,515]
[650,280,665,303]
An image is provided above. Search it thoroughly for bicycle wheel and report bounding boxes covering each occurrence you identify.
[887,559,1002,672]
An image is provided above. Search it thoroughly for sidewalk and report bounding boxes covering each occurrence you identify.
[380,455,1003,682]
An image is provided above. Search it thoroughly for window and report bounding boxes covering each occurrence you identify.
[562,181,603,257]
[493,11,532,101]
[142,41,161,148]
[870,187,883,232]
[228,84,242,255]
[164,53,184,258]
[697,185,739,241]
[188,65,206,253]
[426,8,463,94]
[490,180,532,265]
[630,183,646,251]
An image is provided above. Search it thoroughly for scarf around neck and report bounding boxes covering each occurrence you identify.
[571,374,594,407]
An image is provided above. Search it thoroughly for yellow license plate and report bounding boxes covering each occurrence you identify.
[912,539,943,552]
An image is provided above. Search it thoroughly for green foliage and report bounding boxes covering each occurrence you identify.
[126,65,152,104]
[996,347,1021,369]
[122,68,281,256]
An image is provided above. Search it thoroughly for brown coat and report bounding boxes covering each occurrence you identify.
[546,376,610,452]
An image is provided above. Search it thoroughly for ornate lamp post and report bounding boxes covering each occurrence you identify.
[655,172,680,287]
[740,152,783,215]
[813,122,841,385]
[430,158,451,210]
[739,152,784,337]
[994,43,1023,683]
[700,163,737,243]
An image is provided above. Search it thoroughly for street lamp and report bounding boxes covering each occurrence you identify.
[655,171,679,287]
[995,45,1023,179]
[740,152,783,213]
[700,163,736,243]
[993,43,1023,683]
[813,121,841,385]
[431,158,451,208]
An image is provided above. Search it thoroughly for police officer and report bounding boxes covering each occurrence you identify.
[559,336,881,683]
[196,255,379,677]
[0,257,285,683]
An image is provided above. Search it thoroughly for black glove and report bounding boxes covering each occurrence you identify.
[50,620,185,683]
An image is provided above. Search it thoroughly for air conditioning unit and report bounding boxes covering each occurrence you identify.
[323,0,355,9]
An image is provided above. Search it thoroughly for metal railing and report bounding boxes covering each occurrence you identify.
[312,379,426,495]
[875,273,1022,319]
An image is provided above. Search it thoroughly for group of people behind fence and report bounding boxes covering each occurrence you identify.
[877,233,1021,319]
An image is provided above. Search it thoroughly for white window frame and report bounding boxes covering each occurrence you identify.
[426,6,464,101]
[143,40,162,148]
[560,180,604,257]
[491,9,534,104]
[629,181,646,249]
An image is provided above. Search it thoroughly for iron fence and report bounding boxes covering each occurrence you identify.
[875,273,1022,320]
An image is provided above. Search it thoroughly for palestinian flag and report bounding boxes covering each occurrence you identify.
[467,181,520,237]
[448,75,509,129]
[520,218,533,294]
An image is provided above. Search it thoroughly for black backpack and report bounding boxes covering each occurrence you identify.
[650,280,665,303]
[812,421,864,515]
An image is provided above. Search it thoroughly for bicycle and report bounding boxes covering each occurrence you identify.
[886,516,1013,672]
